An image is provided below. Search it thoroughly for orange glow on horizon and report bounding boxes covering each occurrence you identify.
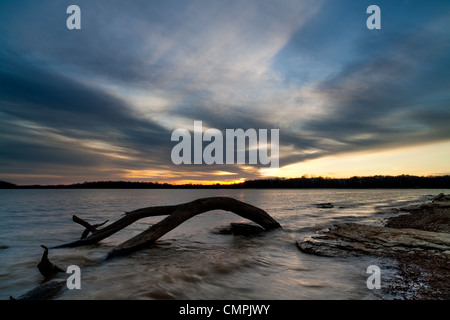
[119,168,246,185]
[169,179,245,185]
[3,141,449,186]
[272,140,450,179]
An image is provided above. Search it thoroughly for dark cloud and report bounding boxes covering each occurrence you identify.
[0,48,173,172]
[1,0,450,184]
[271,3,450,165]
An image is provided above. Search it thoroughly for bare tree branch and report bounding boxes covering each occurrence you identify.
[55,197,281,259]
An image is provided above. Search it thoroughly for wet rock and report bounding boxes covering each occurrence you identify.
[430,193,450,208]
[296,223,450,257]
[296,237,357,258]
[385,206,450,233]
[315,203,334,209]
[401,193,450,211]
[230,223,265,235]
[432,193,450,203]
[216,223,265,235]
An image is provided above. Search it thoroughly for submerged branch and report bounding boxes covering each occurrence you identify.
[55,197,281,258]
[37,245,64,277]
[107,197,281,258]
[72,215,109,239]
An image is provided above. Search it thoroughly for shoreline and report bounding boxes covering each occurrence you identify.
[297,193,450,300]
[382,199,450,299]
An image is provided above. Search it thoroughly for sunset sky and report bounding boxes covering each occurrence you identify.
[1,0,450,185]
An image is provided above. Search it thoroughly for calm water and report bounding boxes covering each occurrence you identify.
[0,188,447,300]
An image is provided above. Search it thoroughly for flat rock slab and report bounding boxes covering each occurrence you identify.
[296,222,450,258]
[386,206,450,233]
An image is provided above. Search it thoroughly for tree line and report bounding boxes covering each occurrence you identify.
[1,175,450,189]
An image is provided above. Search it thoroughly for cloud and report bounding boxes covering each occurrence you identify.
[0,47,173,174]
[1,0,450,184]
[270,4,450,166]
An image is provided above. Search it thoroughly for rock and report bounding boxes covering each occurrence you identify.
[296,223,450,257]
[429,193,450,208]
[296,237,356,258]
[315,203,334,209]
[385,206,450,233]
[432,193,450,202]
[215,223,265,235]
[230,223,265,235]
[399,193,450,211]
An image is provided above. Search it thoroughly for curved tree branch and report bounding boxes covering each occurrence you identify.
[55,205,177,248]
[107,197,281,258]
[55,197,281,258]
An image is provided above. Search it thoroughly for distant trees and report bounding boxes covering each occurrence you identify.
[1,175,449,189]
[240,175,450,189]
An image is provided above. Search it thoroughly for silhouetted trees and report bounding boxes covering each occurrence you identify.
[1,175,449,189]
[0,180,17,189]
[240,175,450,189]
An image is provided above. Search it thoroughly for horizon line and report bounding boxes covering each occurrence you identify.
[2,174,450,188]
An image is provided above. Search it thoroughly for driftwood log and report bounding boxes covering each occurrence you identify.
[56,197,281,258]
[11,280,66,300]
[13,197,280,299]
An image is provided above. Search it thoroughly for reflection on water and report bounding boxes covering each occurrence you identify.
[0,189,445,300]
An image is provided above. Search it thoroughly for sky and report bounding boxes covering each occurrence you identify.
[1,0,450,185]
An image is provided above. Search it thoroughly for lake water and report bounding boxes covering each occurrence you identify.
[0,188,447,300]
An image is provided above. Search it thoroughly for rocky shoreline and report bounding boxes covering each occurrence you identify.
[297,193,450,300]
